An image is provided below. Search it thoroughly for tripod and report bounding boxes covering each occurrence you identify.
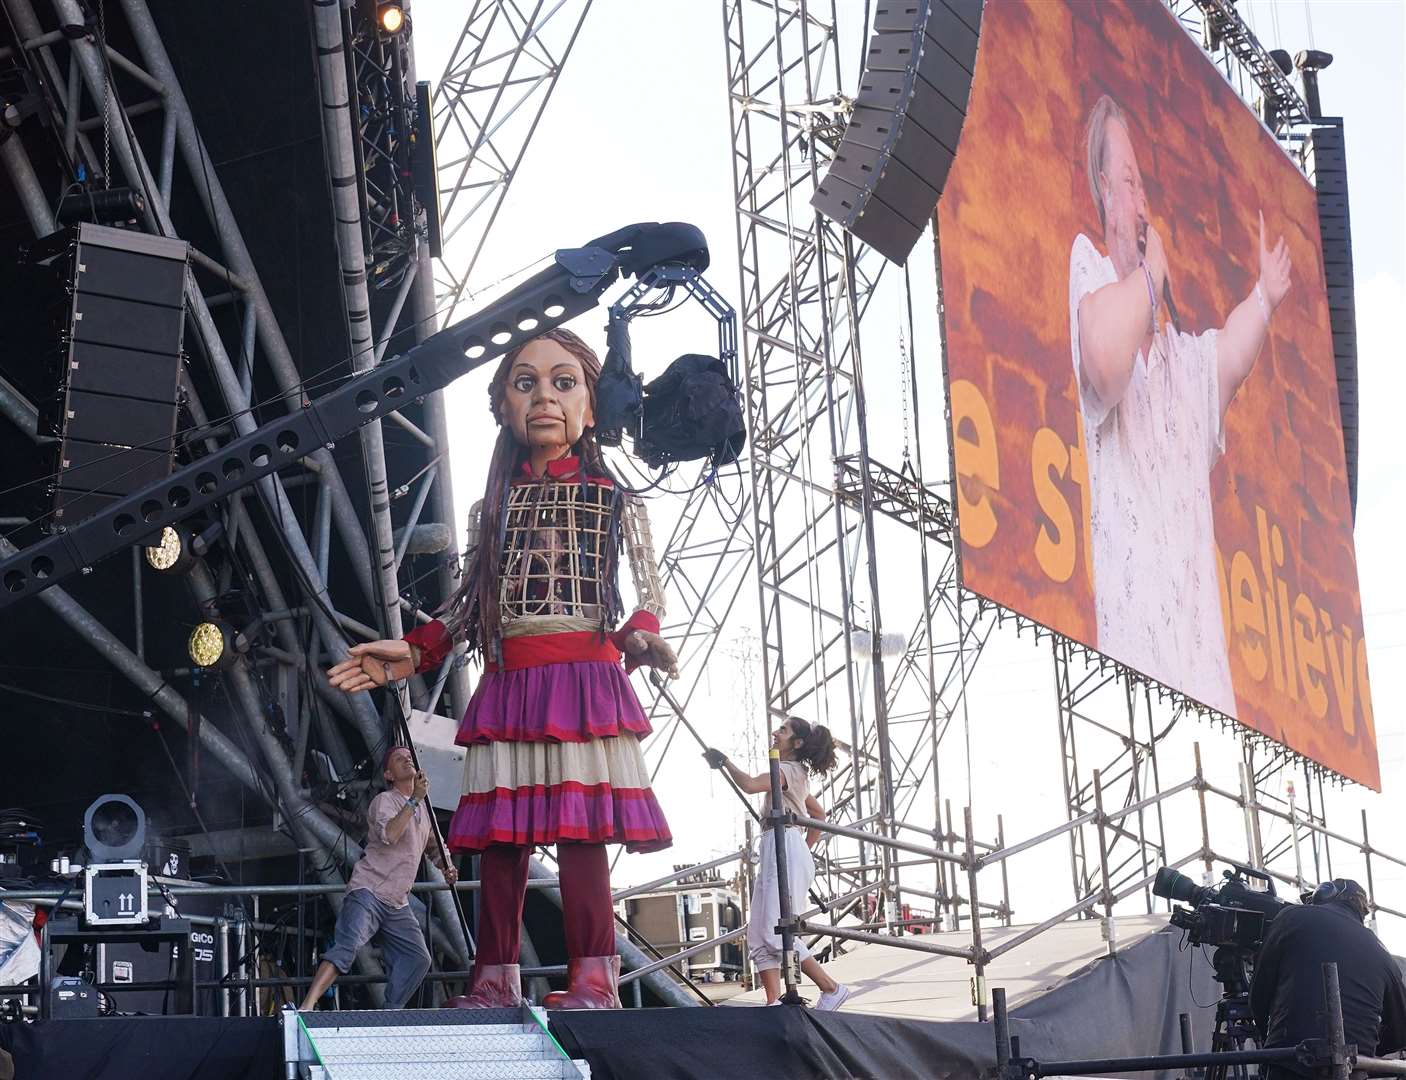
[1184,946,1262,1080]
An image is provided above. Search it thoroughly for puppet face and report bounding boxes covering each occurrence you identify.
[498,338,595,455]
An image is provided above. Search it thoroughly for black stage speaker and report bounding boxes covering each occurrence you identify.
[1302,121,1357,517]
[22,224,190,527]
[811,0,983,264]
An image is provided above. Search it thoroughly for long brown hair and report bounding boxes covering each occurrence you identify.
[441,327,621,660]
[787,717,838,775]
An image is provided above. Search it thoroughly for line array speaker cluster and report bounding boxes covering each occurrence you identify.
[811,0,983,265]
[1302,121,1357,517]
[24,224,191,527]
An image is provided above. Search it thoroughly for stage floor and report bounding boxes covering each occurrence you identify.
[724,912,1171,1020]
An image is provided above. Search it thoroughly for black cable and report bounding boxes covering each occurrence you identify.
[0,680,150,717]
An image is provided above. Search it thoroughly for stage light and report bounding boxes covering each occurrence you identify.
[144,521,223,575]
[188,620,234,670]
[144,524,191,573]
[377,4,405,34]
[1295,49,1334,121]
[82,794,151,927]
[83,794,146,863]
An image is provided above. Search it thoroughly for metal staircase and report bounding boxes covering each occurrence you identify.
[282,1005,591,1080]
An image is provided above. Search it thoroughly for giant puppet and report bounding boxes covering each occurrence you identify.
[327,326,677,1009]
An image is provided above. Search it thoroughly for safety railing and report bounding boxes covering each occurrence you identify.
[754,741,1406,1020]
[0,847,751,1015]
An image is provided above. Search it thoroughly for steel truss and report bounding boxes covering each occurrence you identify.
[429,0,592,324]
[0,0,483,1000]
[703,0,1018,953]
[684,0,1388,999]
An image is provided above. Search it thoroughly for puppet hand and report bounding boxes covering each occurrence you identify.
[625,630,679,679]
[327,640,415,693]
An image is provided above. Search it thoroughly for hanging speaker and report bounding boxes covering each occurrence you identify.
[811,0,983,264]
[20,223,190,527]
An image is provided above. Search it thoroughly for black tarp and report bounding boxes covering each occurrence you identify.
[548,926,1221,1079]
[0,1015,281,1080]
[0,927,1220,1079]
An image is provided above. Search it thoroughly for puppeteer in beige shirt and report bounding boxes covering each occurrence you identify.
[762,760,810,822]
[345,790,449,908]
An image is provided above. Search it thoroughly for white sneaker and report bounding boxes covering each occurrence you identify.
[814,984,850,1012]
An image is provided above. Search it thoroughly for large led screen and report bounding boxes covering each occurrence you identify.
[937,0,1378,786]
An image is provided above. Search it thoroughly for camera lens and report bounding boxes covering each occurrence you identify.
[1153,867,1208,905]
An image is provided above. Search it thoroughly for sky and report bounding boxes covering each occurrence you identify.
[412,1,1406,953]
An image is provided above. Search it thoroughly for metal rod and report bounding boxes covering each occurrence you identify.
[613,849,748,901]
[983,893,1101,963]
[767,750,802,1004]
[1194,743,1213,876]
[1323,962,1350,1080]
[979,812,1098,868]
[131,545,145,661]
[993,987,1010,1066]
[617,928,747,986]
[1093,770,1115,955]
[790,814,965,865]
[1101,777,1198,825]
[965,806,986,1020]
[393,463,439,573]
[796,921,973,960]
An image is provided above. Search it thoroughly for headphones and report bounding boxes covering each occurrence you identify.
[1308,879,1346,906]
[1305,878,1368,916]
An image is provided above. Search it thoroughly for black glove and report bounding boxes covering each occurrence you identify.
[703,748,727,770]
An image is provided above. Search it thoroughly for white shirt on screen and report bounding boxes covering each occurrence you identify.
[1068,233,1236,716]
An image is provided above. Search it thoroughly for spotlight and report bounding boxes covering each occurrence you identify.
[82,794,150,927]
[188,620,234,670]
[377,4,405,34]
[143,520,223,575]
[83,794,146,863]
[1295,49,1334,121]
[144,524,193,574]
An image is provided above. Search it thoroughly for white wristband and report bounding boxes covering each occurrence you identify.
[1254,281,1271,328]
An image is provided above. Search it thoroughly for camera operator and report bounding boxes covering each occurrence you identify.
[1249,879,1406,1076]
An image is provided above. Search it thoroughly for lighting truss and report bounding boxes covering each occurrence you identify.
[430,0,593,325]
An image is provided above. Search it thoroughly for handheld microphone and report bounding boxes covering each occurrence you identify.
[1160,279,1181,333]
[1137,230,1180,333]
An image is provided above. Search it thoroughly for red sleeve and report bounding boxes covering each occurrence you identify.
[609,610,661,673]
[403,619,453,674]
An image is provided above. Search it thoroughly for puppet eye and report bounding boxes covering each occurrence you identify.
[554,375,577,392]
[513,375,534,392]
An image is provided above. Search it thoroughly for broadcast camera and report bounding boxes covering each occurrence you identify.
[1153,863,1288,955]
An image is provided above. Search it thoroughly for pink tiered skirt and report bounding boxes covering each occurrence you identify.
[445,654,673,854]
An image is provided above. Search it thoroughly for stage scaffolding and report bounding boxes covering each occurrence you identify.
[650,0,1403,1010]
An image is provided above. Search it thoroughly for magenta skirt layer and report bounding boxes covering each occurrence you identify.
[454,659,653,746]
[446,781,673,855]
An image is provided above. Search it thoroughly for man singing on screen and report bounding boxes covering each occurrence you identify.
[1069,94,1292,714]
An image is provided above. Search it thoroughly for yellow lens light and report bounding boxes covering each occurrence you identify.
[188,622,227,668]
[144,526,183,572]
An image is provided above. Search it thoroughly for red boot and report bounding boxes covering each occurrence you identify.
[447,963,523,1008]
[543,955,621,1009]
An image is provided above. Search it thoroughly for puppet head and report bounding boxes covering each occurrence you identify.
[489,329,601,461]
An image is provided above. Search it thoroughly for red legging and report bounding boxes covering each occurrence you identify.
[475,842,614,965]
